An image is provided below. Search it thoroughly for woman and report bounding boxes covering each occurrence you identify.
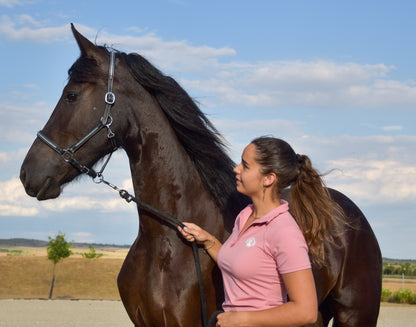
[179,136,342,327]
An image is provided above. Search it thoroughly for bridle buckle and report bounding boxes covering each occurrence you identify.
[105,91,116,104]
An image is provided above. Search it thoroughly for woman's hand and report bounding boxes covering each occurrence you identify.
[178,223,221,261]
[216,311,249,327]
[178,222,214,247]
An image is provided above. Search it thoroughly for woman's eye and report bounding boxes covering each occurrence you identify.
[66,93,77,102]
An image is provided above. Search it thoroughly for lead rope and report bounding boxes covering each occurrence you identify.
[97,177,209,327]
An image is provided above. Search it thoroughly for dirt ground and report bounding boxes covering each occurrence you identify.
[0,299,415,326]
[0,299,132,327]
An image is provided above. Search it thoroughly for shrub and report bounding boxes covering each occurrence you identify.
[82,244,103,259]
[391,289,416,304]
[381,288,392,302]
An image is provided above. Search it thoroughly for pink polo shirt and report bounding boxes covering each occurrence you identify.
[217,200,311,311]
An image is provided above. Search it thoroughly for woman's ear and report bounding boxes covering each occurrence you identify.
[263,173,277,188]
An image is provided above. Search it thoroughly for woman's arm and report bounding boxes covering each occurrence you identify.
[178,222,223,262]
[216,268,317,327]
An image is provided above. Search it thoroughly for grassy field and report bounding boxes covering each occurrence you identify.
[1,246,415,300]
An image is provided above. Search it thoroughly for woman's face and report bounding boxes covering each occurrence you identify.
[233,143,265,199]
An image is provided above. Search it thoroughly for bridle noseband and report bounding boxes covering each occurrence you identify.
[36,50,212,327]
[37,51,118,179]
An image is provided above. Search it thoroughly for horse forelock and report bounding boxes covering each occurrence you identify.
[68,51,106,83]
[119,51,246,214]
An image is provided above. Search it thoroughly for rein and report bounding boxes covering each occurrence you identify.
[36,50,210,327]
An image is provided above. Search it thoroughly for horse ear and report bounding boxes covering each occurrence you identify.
[70,23,101,59]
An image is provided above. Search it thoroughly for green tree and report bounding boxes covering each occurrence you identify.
[47,232,72,299]
[82,244,103,259]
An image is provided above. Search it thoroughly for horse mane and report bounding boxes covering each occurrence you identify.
[67,46,248,224]
[117,50,249,222]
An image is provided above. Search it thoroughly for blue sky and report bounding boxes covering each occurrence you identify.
[0,0,415,259]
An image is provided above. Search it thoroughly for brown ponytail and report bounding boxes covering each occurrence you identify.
[251,136,345,267]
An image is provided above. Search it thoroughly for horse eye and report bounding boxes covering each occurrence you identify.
[66,93,77,103]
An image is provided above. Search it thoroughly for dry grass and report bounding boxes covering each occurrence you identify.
[0,246,129,258]
[383,278,416,292]
[0,250,126,300]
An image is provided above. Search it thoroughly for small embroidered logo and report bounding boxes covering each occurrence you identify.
[245,237,256,247]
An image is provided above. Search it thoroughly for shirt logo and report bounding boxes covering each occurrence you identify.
[245,237,256,248]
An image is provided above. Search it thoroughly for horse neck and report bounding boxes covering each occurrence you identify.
[122,95,224,237]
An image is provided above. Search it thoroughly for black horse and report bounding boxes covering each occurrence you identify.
[20,24,382,326]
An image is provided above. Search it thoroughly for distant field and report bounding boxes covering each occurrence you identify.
[0,246,415,300]
[0,246,128,300]
[383,278,416,292]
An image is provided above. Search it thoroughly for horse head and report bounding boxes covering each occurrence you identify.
[20,25,130,200]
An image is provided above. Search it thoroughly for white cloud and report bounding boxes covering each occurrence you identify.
[0,175,136,218]
[88,31,236,75]
[40,193,136,213]
[382,125,403,131]
[16,14,43,27]
[326,158,416,205]
[241,60,391,91]
[0,0,22,8]
[0,15,71,42]
[0,177,41,216]
[182,60,416,110]
[0,203,38,216]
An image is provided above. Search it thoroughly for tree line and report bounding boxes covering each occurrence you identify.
[383,261,416,277]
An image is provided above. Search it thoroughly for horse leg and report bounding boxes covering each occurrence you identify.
[316,299,335,327]
[330,297,380,327]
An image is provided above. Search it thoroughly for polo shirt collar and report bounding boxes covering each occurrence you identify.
[248,200,290,225]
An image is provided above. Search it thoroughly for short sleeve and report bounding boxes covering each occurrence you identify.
[266,220,311,274]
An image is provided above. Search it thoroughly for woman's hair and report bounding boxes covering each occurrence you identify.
[251,136,345,266]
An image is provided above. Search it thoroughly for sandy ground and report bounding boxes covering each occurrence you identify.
[0,299,415,326]
[0,299,132,327]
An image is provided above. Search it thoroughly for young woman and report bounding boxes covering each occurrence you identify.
[179,136,343,327]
